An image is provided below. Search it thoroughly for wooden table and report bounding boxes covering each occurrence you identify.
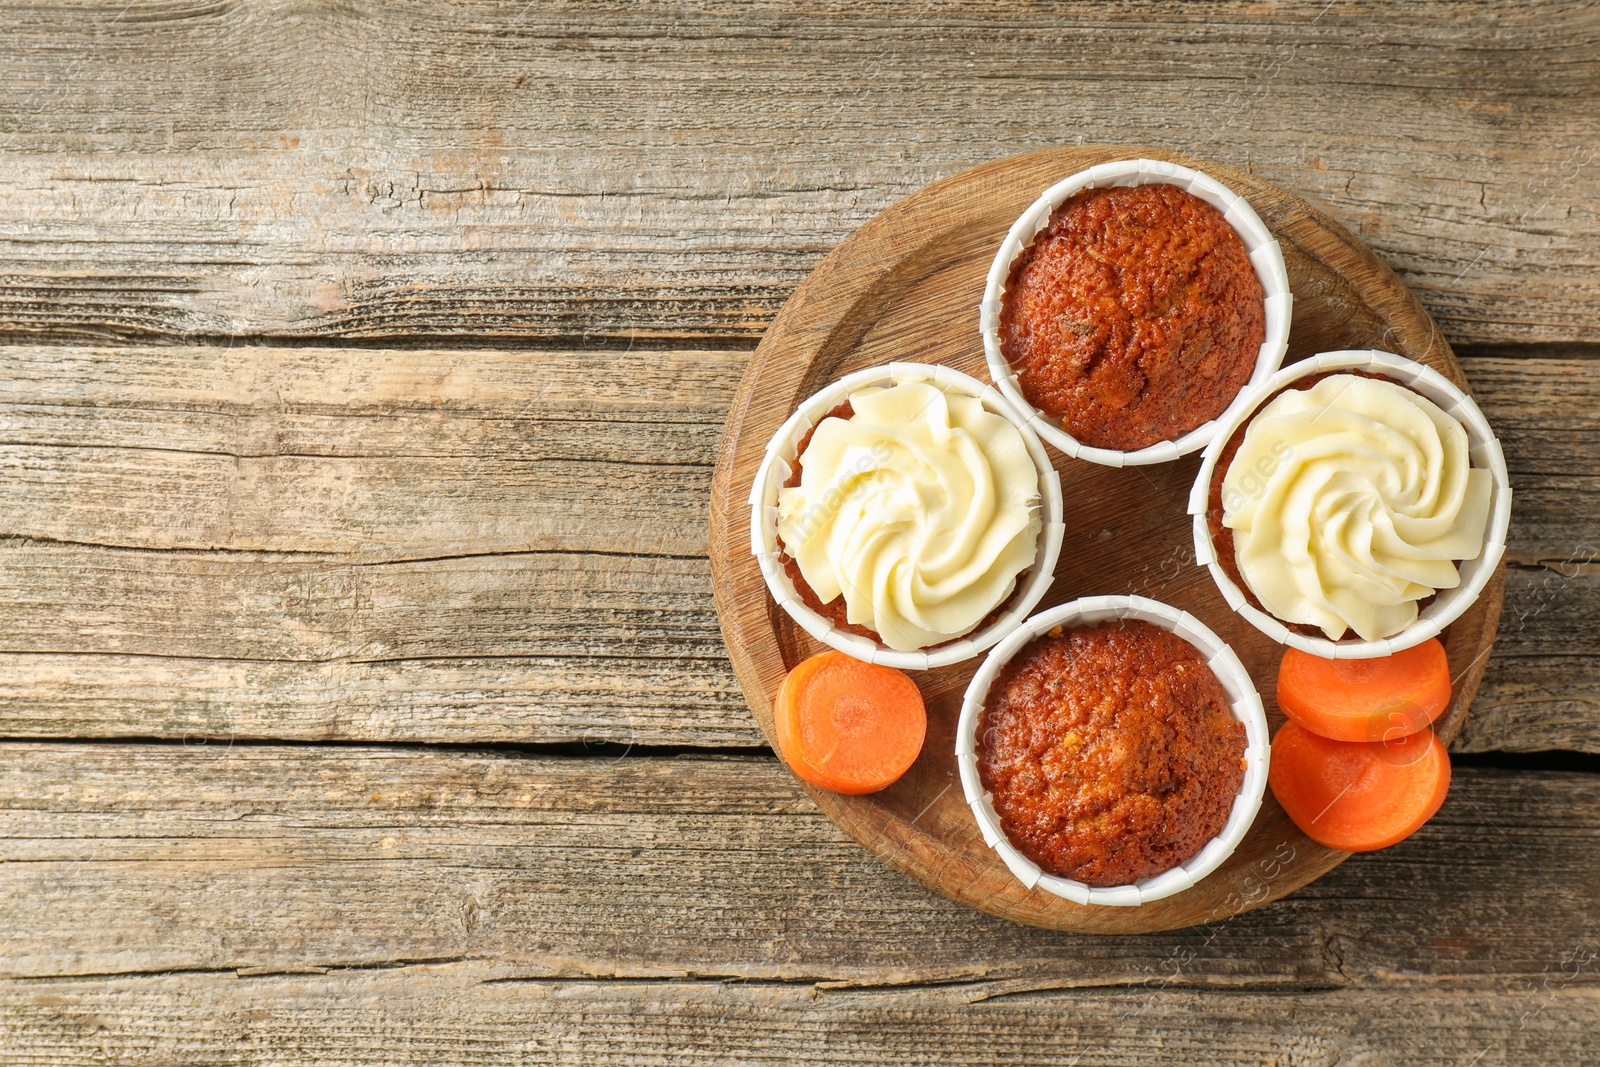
[1,3,1595,1063]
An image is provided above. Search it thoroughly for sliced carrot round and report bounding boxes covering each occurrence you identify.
[1269,719,1451,852]
[774,651,926,796]
[1277,639,1451,743]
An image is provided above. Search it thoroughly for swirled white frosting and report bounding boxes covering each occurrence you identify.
[1222,374,1493,642]
[776,380,1042,652]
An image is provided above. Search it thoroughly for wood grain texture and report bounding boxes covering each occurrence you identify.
[0,652,753,747]
[0,345,1591,748]
[4,978,1597,1066]
[0,345,1587,562]
[709,146,1510,931]
[1465,652,1600,755]
[4,747,1599,1062]
[0,345,741,558]
[0,1,1596,1059]
[0,558,1589,749]
[2,746,1597,989]
[1,2,1597,347]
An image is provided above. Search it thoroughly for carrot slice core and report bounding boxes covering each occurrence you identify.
[774,651,927,795]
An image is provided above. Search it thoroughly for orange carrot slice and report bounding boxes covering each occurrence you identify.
[774,651,926,795]
[1277,639,1452,743]
[1269,719,1451,852]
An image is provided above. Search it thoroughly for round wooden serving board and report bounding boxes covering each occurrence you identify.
[707,146,1505,933]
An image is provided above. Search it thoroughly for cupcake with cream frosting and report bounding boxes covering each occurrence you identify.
[777,379,1042,652]
[1223,373,1493,642]
[751,363,1064,671]
[1190,350,1511,659]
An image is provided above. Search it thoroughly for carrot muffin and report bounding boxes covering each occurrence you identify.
[1000,183,1265,451]
[774,378,1042,653]
[1210,371,1493,642]
[975,619,1246,887]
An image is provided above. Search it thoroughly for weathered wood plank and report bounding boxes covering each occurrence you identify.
[4,976,1597,1067]
[0,545,725,663]
[2,645,1594,753]
[1,746,1596,990]
[0,346,1594,748]
[0,652,754,747]
[0,348,1591,561]
[0,345,739,464]
[1463,653,1600,755]
[0,346,743,557]
[0,547,1591,749]
[1,2,1596,346]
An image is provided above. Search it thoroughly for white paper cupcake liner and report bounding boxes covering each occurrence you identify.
[956,595,1270,907]
[749,362,1066,671]
[1188,349,1513,660]
[980,158,1292,467]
